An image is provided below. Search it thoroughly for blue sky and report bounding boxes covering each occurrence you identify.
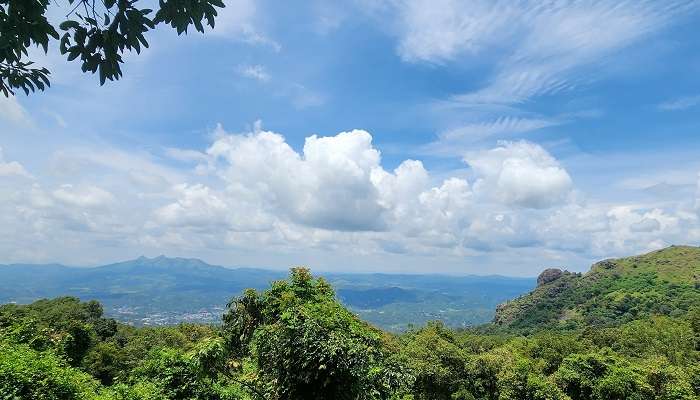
[1,0,700,275]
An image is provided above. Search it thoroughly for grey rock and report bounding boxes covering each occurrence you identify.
[537,268,564,287]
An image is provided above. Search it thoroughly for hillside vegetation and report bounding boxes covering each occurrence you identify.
[1,246,699,399]
[495,245,700,332]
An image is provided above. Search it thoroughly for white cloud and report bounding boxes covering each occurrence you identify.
[0,147,33,178]
[465,141,573,208]
[424,116,560,155]
[387,0,697,104]
[537,202,697,258]
[154,184,230,228]
[629,217,661,232]
[207,128,387,231]
[439,117,558,143]
[0,96,32,126]
[1,125,698,273]
[52,184,116,209]
[152,183,276,233]
[137,128,700,267]
[238,64,270,82]
[658,95,700,111]
[165,147,209,163]
[393,0,513,63]
[50,148,183,188]
[212,0,281,51]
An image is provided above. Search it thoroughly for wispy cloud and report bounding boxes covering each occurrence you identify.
[440,117,558,142]
[389,0,698,105]
[288,83,326,109]
[422,107,604,157]
[237,65,326,109]
[211,0,281,51]
[423,116,560,156]
[238,64,271,82]
[657,95,700,111]
[0,96,33,127]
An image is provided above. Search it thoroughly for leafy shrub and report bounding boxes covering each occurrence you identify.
[0,341,100,400]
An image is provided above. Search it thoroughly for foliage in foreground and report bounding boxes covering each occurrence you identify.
[1,0,225,96]
[1,265,699,399]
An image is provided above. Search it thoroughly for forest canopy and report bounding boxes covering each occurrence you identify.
[1,257,699,399]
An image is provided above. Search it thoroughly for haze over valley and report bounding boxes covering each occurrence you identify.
[0,256,533,331]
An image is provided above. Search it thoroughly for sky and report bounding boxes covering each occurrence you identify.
[2,0,700,276]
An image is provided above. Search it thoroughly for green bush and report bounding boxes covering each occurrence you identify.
[0,341,100,400]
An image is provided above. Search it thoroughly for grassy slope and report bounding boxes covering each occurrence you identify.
[494,245,700,332]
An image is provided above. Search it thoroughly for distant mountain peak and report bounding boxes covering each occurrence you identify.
[131,255,209,266]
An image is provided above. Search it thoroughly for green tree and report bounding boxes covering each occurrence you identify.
[130,347,220,400]
[644,359,696,400]
[396,321,469,400]
[527,331,590,374]
[497,359,570,400]
[0,0,225,96]
[83,341,126,385]
[554,351,654,400]
[222,267,411,400]
[0,340,101,399]
[0,297,118,367]
[608,317,696,365]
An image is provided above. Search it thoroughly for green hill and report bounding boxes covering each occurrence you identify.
[2,257,700,400]
[494,245,700,331]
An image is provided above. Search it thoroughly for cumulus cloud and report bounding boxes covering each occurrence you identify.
[0,176,142,264]
[465,141,573,208]
[154,184,229,228]
[207,128,387,231]
[153,126,480,253]
[153,183,274,232]
[1,125,698,272]
[536,203,697,258]
[147,127,700,265]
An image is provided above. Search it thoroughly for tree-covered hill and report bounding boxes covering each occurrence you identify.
[494,245,700,332]
[1,247,699,399]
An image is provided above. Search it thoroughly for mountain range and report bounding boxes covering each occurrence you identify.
[0,256,535,331]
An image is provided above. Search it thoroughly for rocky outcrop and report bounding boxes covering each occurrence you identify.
[494,268,578,326]
[493,246,700,330]
[537,268,563,287]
